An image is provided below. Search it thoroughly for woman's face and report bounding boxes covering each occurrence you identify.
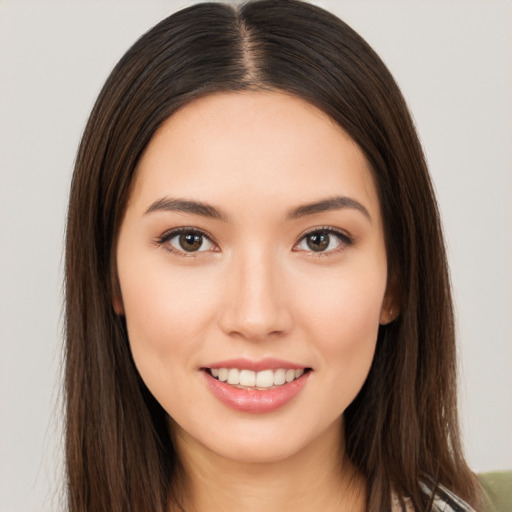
[115,91,394,463]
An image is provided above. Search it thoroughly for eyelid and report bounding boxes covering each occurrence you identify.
[154,227,218,256]
[293,226,354,254]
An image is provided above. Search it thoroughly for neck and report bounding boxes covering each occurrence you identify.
[171,419,366,512]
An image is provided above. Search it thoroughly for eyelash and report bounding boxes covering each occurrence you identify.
[294,226,354,256]
[154,227,218,257]
[154,226,354,257]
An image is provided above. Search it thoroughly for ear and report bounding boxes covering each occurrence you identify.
[113,293,125,315]
[111,271,125,315]
[379,276,400,325]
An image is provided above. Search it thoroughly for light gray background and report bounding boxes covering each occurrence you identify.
[1,1,511,511]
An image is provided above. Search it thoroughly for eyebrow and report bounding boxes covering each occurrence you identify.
[144,195,371,222]
[287,196,371,222]
[145,197,229,221]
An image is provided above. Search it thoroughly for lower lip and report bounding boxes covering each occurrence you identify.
[203,371,310,413]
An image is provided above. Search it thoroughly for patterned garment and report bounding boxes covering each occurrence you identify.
[430,484,477,512]
[392,483,477,511]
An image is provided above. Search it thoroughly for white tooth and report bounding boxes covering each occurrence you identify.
[285,369,295,383]
[273,369,286,385]
[256,369,274,388]
[218,368,228,382]
[295,369,304,378]
[239,369,256,387]
[227,368,240,385]
[211,368,219,378]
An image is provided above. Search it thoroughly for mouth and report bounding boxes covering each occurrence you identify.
[204,367,311,390]
[201,361,312,413]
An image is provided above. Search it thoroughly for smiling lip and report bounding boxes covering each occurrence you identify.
[202,358,311,413]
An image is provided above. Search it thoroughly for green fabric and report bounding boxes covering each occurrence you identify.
[479,471,512,512]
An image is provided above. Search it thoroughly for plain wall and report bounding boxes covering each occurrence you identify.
[0,1,511,511]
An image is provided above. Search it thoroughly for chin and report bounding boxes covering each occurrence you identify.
[171,412,343,467]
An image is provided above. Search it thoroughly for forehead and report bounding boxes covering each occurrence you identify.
[130,91,381,220]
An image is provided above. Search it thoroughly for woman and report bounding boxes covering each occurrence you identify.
[65,1,481,510]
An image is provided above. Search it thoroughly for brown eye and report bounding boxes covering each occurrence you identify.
[295,228,352,254]
[160,229,215,254]
[305,232,330,252]
[178,232,204,252]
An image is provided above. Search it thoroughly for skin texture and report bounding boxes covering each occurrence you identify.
[115,91,396,511]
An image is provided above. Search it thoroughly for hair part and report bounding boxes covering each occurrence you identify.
[65,1,480,511]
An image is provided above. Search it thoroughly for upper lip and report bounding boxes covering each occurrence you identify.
[204,357,310,372]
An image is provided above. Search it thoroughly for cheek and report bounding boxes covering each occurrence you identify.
[296,262,386,386]
[118,264,227,426]
[300,264,385,341]
[118,260,220,381]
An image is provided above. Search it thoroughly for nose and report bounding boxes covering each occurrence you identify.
[217,249,292,342]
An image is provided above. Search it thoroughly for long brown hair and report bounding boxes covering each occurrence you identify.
[65,1,480,510]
